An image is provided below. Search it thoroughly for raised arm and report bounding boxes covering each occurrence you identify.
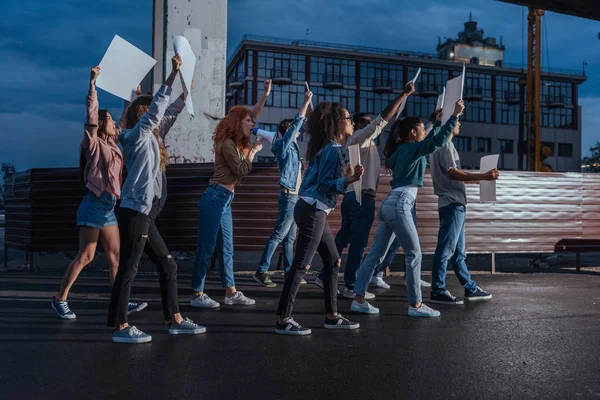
[416,100,464,157]
[272,91,312,155]
[347,83,416,147]
[137,54,181,136]
[250,79,272,123]
[157,81,190,139]
[83,66,101,148]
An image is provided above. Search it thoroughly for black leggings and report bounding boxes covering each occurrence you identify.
[107,203,180,327]
[277,199,339,319]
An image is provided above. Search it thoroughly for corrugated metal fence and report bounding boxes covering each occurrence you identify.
[5,164,600,268]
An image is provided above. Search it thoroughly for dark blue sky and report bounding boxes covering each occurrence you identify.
[1,0,598,171]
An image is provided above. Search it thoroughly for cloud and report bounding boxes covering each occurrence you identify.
[1,0,598,171]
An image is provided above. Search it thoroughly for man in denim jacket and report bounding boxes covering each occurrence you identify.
[254,91,313,287]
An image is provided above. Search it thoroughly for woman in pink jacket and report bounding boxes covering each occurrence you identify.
[51,66,145,319]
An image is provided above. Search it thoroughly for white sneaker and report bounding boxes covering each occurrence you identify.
[224,291,256,306]
[315,277,340,295]
[190,293,220,309]
[351,300,380,314]
[343,287,375,300]
[404,278,432,288]
[370,276,390,289]
[408,303,440,317]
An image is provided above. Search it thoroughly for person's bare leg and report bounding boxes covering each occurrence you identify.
[56,227,100,300]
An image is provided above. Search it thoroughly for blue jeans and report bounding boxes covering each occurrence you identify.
[354,191,422,304]
[431,204,477,295]
[373,203,417,277]
[317,191,375,288]
[256,192,298,274]
[192,184,236,292]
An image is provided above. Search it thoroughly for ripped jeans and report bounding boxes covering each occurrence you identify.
[107,201,180,327]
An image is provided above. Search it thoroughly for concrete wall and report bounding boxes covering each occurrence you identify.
[152,0,227,163]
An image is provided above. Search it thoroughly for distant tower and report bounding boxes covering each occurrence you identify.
[437,14,505,67]
[152,0,227,163]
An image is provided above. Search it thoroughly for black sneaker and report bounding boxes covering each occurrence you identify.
[275,318,311,336]
[324,314,359,330]
[465,286,492,301]
[253,272,277,288]
[430,290,464,305]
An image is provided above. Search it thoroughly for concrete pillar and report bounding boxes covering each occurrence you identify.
[152,0,227,163]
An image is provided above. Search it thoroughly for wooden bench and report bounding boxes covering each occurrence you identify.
[554,239,600,271]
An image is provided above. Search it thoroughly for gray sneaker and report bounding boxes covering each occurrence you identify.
[112,326,152,344]
[190,293,220,309]
[169,318,207,335]
[408,304,441,318]
[224,291,256,305]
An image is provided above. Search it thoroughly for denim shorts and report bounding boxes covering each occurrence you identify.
[76,191,118,229]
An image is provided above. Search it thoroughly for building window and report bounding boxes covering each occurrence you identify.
[499,139,514,154]
[541,141,554,156]
[312,86,356,113]
[558,143,573,157]
[359,91,396,115]
[247,50,253,76]
[464,72,493,98]
[311,57,355,86]
[475,137,491,153]
[541,107,574,129]
[360,62,405,90]
[257,51,306,81]
[542,80,573,106]
[496,102,521,125]
[463,101,492,123]
[257,84,305,108]
[455,136,471,152]
[245,81,253,105]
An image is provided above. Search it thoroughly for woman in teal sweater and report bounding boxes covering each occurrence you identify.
[351,100,465,318]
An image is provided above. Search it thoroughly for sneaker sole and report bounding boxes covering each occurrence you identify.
[169,327,207,335]
[189,300,220,309]
[370,284,391,289]
[408,311,441,318]
[224,300,256,306]
[351,306,380,314]
[127,302,148,314]
[252,275,277,288]
[465,295,492,301]
[275,328,312,336]
[51,303,76,320]
[324,323,360,330]
[112,336,152,344]
[349,293,376,300]
[430,299,464,305]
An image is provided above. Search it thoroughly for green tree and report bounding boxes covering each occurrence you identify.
[582,142,600,173]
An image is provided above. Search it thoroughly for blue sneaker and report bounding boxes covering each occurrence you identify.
[430,290,464,305]
[51,297,76,320]
[127,302,148,314]
[465,286,492,301]
[112,326,152,344]
[168,318,207,335]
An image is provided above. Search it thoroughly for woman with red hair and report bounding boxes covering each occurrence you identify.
[190,80,272,308]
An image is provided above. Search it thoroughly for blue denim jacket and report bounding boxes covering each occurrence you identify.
[298,141,348,208]
[271,114,305,191]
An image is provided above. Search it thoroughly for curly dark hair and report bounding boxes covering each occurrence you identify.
[305,102,348,161]
[383,116,423,159]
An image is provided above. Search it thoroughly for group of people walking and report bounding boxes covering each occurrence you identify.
[51,54,498,342]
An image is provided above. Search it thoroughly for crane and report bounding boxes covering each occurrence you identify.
[497,0,600,171]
